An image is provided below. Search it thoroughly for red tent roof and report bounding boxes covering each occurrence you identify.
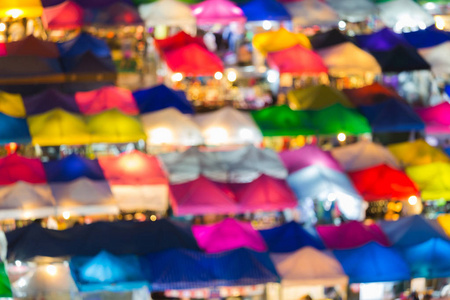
[5,35,60,58]
[343,82,404,106]
[0,154,47,184]
[154,31,206,55]
[43,1,84,30]
[266,45,328,75]
[348,164,419,201]
[75,86,139,115]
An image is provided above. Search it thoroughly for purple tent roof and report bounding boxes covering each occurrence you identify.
[279,145,343,174]
[356,28,412,52]
[23,89,80,116]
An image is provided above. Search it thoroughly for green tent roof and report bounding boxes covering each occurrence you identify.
[0,263,12,298]
[287,85,354,110]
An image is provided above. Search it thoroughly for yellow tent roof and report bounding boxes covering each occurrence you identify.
[253,27,312,56]
[406,162,450,200]
[0,91,25,118]
[27,108,91,146]
[388,139,450,168]
[87,109,146,144]
[437,214,450,237]
[0,0,43,18]
[287,84,354,110]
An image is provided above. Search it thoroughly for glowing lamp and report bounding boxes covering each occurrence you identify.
[46,265,57,276]
[337,133,346,142]
[0,0,43,18]
[204,127,228,145]
[171,72,183,82]
[149,127,174,145]
[408,195,418,205]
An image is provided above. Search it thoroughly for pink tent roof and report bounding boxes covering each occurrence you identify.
[163,43,224,77]
[0,154,47,185]
[227,175,297,213]
[316,221,391,249]
[192,218,267,253]
[154,31,207,55]
[98,150,167,185]
[191,0,246,25]
[0,44,6,56]
[279,145,343,174]
[267,45,328,75]
[75,86,139,115]
[169,176,238,216]
[416,102,450,134]
[43,1,84,30]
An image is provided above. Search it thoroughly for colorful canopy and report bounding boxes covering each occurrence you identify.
[283,0,340,28]
[287,165,365,221]
[259,221,325,253]
[42,1,84,29]
[287,85,353,110]
[437,214,450,237]
[109,184,169,212]
[87,109,146,144]
[191,0,245,25]
[133,84,194,114]
[317,221,390,249]
[27,108,90,146]
[43,154,105,182]
[330,141,399,172]
[83,2,143,26]
[169,176,238,215]
[326,0,376,22]
[58,33,111,58]
[348,164,418,201]
[0,113,31,145]
[376,0,435,30]
[140,248,279,290]
[138,0,196,27]
[316,42,381,77]
[239,0,291,21]
[309,29,350,50]
[271,247,348,286]
[192,218,267,253]
[5,35,59,58]
[343,82,402,106]
[388,139,450,167]
[193,107,263,146]
[402,26,450,49]
[0,0,43,18]
[333,242,410,283]
[280,145,342,174]
[253,28,312,56]
[418,42,450,76]
[0,263,11,298]
[267,45,328,75]
[378,215,449,247]
[140,108,203,146]
[154,31,206,54]
[416,101,450,134]
[406,162,450,200]
[359,99,425,132]
[23,89,80,116]
[0,91,25,118]
[75,86,138,115]
[0,154,46,185]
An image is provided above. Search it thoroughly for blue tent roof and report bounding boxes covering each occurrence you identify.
[400,238,450,279]
[43,154,105,182]
[402,26,450,49]
[23,89,80,116]
[378,215,449,248]
[356,28,411,52]
[259,221,325,253]
[359,99,425,132]
[133,84,194,114]
[0,113,31,145]
[333,242,410,283]
[70,251,148,292]
[240,0,291,21]
[139,248,280,291]
[58,33,111,58]
[6,220,200,260]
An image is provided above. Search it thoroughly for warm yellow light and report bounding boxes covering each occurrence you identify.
[6,9,23,19]
[23,211,31,219]
[149,127,173,145]
[204,127,228,145]
[227,71,237,82]
[408,195,418,205]
[337,133,346,142]
[46,265,57,276]
[214,72,223,80]
[435,16,445,30]
[150,215,157,221]
[0,23,5,32]
[62,211,70,220]
[171,72,183,82]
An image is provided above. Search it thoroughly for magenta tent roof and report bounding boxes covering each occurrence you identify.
[0,154,47,185]
[75,86,139,115]
[317,221,391,249]
[169,176,238,216]
[192,218,267,253]
[267,45,328,75]
[43,1,84,30]
[416,102,450,134]
[279,145,343,174]
[191,0,246,25]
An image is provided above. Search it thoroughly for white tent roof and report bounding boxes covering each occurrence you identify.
[159,145,288,183]
[317,42,381,77]
[284,0,340,28]
[326,0,376,22]
[110,185,169,212]
[193,107,263,146]
[377,0,435,32]
[271,247,348,286]
[0,182,55,220]
[330,140,399,172]
[140,108,204,147]
[418,42,450,77]
[138,0,196,27]
[50,178,119,216]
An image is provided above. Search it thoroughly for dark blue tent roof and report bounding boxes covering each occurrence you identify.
[378,215,449,248]
[23,89,80,116]
[61,52,116,73]
[133,84,194,114]
[400,238,450,279]
[6,220,200,260]
[0,113,31,145]
[139,248,280,291]
[359,99,425,132]
[58,33,111,58]
[402,26,450,49]
[333,242,410,283]
[70,251,148,292]
[240,0,291,21]
[259,221,325,253]
[309,29,352,50]
[43,154,105,182]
